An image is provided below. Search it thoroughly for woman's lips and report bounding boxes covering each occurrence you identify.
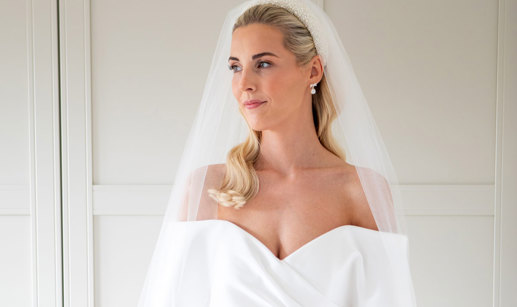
[244,101,266,109]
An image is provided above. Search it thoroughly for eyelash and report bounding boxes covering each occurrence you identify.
[228,61,271,72]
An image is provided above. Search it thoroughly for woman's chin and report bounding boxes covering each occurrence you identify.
[248,122,267,132]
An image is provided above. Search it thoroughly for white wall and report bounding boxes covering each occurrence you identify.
[0,0,515,306]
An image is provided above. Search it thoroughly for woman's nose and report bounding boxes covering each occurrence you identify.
[238,67,256,92]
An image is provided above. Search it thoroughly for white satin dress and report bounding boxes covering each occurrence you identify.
[139,219,417,307]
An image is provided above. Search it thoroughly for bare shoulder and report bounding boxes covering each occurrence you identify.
[207,163,226,180]
[343,164,386,231]
[200,163,227,188]
[185,163,227,220]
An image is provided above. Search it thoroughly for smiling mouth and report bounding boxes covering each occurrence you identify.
[244,101,266,109]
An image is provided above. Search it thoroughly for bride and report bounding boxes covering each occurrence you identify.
[138,0,417,306]
[208,22,380,260]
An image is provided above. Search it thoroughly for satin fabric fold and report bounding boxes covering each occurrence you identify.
[140,220,416,306]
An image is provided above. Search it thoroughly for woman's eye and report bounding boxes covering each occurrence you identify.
[228,64,241,72]
[228,61,271,73]
[258,61,271,68]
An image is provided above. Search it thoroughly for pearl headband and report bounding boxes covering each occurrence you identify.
[241,0,329,67]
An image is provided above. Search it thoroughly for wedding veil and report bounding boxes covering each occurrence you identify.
[137,0,417,305]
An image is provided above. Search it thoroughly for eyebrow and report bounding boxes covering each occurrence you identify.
[228,52,279,62]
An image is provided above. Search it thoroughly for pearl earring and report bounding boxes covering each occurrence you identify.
[310,83,318,95]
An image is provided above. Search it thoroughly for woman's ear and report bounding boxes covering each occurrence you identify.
[309,55,323,84]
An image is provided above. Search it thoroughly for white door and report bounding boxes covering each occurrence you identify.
[1,0,63,306]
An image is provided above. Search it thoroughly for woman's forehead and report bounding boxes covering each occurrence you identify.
[231,25,285,58]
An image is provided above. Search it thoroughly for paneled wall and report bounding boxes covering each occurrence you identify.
[1,0,515,306]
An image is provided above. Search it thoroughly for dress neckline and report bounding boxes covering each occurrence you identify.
[193,219,379,262]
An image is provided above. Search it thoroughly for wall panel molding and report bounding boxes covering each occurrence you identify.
[494,0,517,306]
[24,0,64,305]
[58,0,94,306]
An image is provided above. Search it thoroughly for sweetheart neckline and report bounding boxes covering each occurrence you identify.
[192,219,380,262]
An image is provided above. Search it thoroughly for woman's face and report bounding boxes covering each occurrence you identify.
[229,23,311,131]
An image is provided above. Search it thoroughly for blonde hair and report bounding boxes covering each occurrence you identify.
[208,3,345,209]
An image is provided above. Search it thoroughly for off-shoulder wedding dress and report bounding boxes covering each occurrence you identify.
[146,219,416,307]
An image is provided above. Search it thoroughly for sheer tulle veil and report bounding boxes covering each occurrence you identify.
[137,0,417,305]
